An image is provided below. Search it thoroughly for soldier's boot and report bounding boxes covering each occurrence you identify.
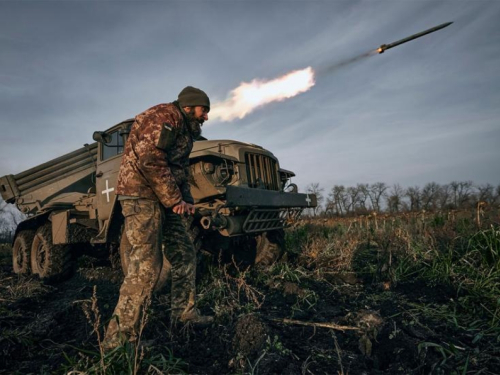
[103,331,132,351]
[103,316,137,351]
[172,303,214,327]
[179,308,214,326]
[172,289,213,326]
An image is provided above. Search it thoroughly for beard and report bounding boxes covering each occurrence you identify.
[187,120,202,139]
[185,108,203,139]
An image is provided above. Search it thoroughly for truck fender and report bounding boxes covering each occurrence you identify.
[107,200,124,244]
[92,198,124,244]
[13,212,51,244]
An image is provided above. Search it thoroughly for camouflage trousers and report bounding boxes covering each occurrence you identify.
[105,199,196,344]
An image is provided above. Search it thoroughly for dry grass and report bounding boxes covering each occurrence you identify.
[68,284,182,375]
[299,231,361,272]
[2,275,53,300]
[198,259,265,320]
[292,210,500,321]
[0,243,12,265]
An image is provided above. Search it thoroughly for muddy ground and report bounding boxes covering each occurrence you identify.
[0,243,499,375]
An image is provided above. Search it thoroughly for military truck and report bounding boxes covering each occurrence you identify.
[0,118,316,282]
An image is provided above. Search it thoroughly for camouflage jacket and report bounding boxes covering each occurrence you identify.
[116,101,199,207]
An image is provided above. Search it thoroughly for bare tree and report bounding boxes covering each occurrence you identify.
[327,185,347,216]
[421,182,440,211]
[450,181,460,208]
[367,182,387,213]
[450,181,474,209]
[324,197,335,216]
[339,187,352,215]
[457,181,474,208]
[387,184,404,213]
[346,186,360,214]
[476,183,495,205]
[405,186,421,212]
[355,183,369,213]
[437,184,451,209]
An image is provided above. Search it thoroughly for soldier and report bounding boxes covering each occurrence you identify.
[104,86,213,349]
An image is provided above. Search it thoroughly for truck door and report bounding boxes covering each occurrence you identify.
[95,129,125,228]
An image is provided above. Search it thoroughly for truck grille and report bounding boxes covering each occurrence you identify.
[243,208,303,233]
[245,153,280,191]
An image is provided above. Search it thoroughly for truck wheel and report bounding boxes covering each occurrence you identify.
[12,230,35,274]
[255,229,285,266]
[119,229,171,293]
[30,224,74,282]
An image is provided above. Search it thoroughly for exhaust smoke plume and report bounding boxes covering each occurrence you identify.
[317,50,378,76]
[210,67,315,122]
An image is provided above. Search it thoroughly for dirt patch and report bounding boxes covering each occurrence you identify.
[232,314,268,357]
[373,323,422,373]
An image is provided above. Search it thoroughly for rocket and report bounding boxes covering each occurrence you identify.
[377,22,453,54]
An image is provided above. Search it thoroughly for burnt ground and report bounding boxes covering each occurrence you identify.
[0,245,499,375]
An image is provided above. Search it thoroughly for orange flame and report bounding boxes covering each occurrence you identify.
[210,67,315,122]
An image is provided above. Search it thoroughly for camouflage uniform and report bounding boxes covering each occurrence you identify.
[105,101,201,346]
[162,208,196,318]
[116,101,197,206]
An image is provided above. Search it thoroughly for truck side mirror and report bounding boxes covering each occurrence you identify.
[93,131,112,144]
[119,123,132,137]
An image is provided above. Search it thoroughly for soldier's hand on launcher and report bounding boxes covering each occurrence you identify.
[173,201,195,216]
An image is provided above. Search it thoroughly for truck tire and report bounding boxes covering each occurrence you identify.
[12,230,35,274]
[30,224,74,282]
[119,229,171,293]
[254,229,285,266]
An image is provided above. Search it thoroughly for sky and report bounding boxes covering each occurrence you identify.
[1,0,499,194]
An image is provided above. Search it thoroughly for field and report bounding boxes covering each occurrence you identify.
[1,209,499,375]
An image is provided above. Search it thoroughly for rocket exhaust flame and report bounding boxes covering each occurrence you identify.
[210,67,315,122]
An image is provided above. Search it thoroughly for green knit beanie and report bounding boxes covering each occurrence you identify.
[178,86,210,109]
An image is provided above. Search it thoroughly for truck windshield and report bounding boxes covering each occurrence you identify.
[102,131,124,160]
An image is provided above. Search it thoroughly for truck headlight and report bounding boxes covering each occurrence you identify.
[203,162,215,174]
[215,161,234,184]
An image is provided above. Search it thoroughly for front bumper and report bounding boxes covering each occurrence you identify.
[225,186,317,208]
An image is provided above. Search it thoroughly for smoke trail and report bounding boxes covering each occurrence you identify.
[316,49,378,76]
[210,67,315,122]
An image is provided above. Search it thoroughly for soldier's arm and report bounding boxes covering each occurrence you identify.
[135,114,183,208]
[180,166,194,204]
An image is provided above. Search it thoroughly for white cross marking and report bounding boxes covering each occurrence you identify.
[102,179,114,203]
[305,194,312,207]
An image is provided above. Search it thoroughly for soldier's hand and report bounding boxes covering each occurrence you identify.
[173,201,195,216]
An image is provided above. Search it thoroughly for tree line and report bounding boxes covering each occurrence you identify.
[305,181,500,217]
